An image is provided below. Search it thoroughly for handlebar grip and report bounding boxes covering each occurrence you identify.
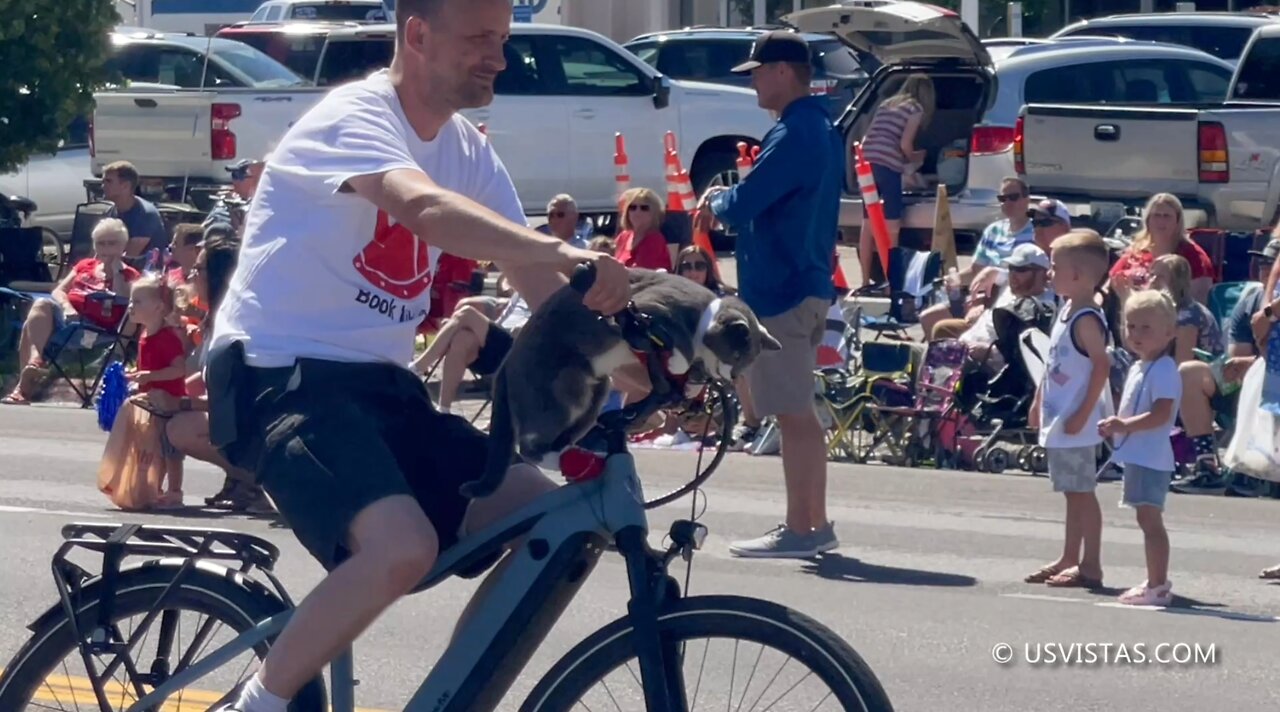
[569,261,597,295]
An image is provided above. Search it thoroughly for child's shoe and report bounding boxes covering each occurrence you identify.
[155,491,185,510]
[1118,580,1172,606]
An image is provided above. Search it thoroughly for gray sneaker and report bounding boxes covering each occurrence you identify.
[729,524,836,559]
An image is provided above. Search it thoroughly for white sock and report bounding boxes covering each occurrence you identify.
[236,673,288,712]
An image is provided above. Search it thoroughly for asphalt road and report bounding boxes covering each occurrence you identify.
[1,403,1278,711]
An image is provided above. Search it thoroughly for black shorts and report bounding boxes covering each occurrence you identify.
[470,323,514,376]
[238,359,487,571]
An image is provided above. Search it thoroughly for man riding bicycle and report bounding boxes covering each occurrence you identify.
[204,1,630,709]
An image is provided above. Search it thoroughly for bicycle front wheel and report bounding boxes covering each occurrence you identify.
[522,595,894,712]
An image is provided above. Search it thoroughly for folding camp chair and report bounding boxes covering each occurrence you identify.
[856,339,968,467]
[847,246,943,341]
[818,340,915,461]
[0,227,58,352]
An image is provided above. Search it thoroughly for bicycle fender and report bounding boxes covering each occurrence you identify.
[26,558,285,633]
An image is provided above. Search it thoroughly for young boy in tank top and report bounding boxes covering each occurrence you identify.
[1026,230,1114,589]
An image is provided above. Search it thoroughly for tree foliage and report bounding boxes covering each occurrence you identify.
[0,0,120,174]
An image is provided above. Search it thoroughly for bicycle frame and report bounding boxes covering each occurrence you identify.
[125,452,690,712]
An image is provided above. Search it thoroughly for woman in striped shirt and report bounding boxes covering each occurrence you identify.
[857,74,934,286]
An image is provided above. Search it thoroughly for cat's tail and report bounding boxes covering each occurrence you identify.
[460,368,515,499]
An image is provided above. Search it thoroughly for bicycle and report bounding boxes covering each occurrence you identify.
[0,264,896,712]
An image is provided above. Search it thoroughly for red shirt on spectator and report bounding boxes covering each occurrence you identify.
[614,229,672,272]
[137,326,187,398]
[65,259,140,330]
[1109,239,1214,286]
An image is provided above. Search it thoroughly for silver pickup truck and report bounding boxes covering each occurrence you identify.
[1015,24,1280,232]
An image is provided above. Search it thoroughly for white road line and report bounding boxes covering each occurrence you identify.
[1002,592,1280,622]
[0,505,109,518]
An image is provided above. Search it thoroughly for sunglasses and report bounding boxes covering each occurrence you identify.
[550,210,573,218]
[1009,265,1043,274]
[627,203,652,212]
[679,261,708,272]
[997,193,1024,203]
[1031,218,1057,228]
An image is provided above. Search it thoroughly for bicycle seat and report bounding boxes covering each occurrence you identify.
[4,194,38,215]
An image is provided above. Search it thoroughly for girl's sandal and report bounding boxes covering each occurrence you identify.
[154,492,185,510]
[1024,565,1064,584]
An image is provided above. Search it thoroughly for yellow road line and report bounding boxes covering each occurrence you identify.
[21,672,390,711]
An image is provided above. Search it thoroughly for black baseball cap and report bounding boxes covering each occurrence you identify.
[731,30,811,74]
[1248,237,1280,262]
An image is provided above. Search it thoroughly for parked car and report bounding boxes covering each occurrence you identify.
[0,117,93,239]
[314,23,776,217]
[242,0,387,24]
[1017,24,1280,233]
[621,27,874,119]
[786,3,1237,245]
[215,21,358,81]
[1050,11,1280,64]
[91,31,324,208]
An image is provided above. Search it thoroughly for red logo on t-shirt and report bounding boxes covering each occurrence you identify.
[352,211,434,299]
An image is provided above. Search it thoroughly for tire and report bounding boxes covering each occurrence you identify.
[0,565,326,712]
[521,595,894,712]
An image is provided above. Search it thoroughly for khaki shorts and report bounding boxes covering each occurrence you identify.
[747,297,827,417]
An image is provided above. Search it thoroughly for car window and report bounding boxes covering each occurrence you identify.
[653,40,748,82]
[1177,61,1233,102]
[264,5,283,22]
[156,48,211,88]
[626,41,660,68]
[1187,25,1254,61]
[494,37,544,95]
[291,3,387,21]
[62,116,91,150]
[232,32,328,79]
[315,37,393,86]
[211,41,310,87]
[1024,62,1110,103]
[544,36,650,96]
[812,40,862,77]
[250,6,269,21]
[1233,36,1280,101]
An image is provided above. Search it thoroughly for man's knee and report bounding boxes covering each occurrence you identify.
[349,497,440,593]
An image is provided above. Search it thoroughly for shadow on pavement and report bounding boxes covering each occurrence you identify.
[800,553,976,587]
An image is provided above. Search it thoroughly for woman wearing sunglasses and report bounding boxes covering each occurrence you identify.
[613,188,672,272]
[675,245,732,297]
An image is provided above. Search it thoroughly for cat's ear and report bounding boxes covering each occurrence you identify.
[758,324,782,351]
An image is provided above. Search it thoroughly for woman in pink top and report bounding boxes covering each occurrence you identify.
[613,188,672,272]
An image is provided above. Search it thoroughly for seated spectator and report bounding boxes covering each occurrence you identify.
[1149,254,1223,362]
[1028,198,1072,255]
[675,245,735,297]
[614,188,672,272]
[1108,193,1213,306]
[922,177,1034,337]
[1173,239,1273,493]
[166,224,204,287]
[932,243,1054,371]
[4,219,140,405]
[101,161,169,257]
[202,158,265,235]
[164,229,273,513]
[536,194,588,248]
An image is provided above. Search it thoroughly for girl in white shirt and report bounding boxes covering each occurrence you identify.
[1098,290,1182,606]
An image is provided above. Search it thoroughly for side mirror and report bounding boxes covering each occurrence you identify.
[653,75,671,110]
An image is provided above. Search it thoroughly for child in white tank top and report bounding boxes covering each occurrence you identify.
[1026,232,1114,589]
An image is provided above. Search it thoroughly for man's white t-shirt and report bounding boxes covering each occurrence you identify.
[1111,355,1181,471]
[209,70,525,368]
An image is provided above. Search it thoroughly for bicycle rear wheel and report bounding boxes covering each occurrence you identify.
[0,564,326,712]
[522,595,893,712]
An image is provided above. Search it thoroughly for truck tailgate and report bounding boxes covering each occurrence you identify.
[92,88,326,181]
[1019,104,1203,201]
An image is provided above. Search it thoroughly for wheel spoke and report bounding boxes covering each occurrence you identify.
[734,643,766,712]
[805,690,834,712]
[744,656,790,712]
[689,637,711,711]
[598,676,625,712]
[757,670,815,712]
[727,639,739,712]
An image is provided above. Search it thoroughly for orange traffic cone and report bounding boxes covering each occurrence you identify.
[613,133,630,206]
[833,254,850,292]
[853,142,892,278]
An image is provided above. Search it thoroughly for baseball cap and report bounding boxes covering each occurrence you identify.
[1248,237,1280,262]
[731,31,811,74]
[226,158,265,181]
[1027,198,1071,225]
[1003,243,1050,270]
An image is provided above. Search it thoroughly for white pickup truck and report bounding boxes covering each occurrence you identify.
[90,31,325,209]
[312,23,776,216]
[1015,24,1280,232]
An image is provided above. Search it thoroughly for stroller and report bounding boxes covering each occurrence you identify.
[951,296,1055,473]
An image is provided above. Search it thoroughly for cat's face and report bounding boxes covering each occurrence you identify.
[700,298,782,380]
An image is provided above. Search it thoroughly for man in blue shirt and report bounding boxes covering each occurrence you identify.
[696,31,844,558]
[102,160,169,258]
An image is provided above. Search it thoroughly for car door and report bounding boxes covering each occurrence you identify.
[23,116,93,238]
[457,35,569,216]
[540,34,673,212]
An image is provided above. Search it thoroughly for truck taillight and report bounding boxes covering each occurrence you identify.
[1013,116,1025,175]
[1198,121,1228,183]
[211,102,242,161]
[970,125,1015,156]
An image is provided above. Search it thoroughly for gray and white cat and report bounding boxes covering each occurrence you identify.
[463,268,780,497]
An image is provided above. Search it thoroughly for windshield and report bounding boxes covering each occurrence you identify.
[316,38,393,86]
[812,39,864,77]
[291,3,388,21]
[211,41,311,87]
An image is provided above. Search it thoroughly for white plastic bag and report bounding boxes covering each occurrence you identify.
[1222,359,1280,482]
